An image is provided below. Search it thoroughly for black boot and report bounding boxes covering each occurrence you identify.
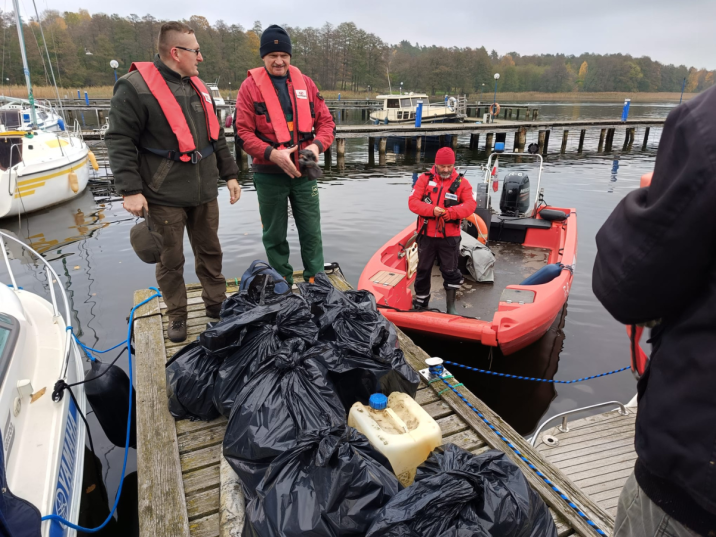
[446,289,458,315]
[412,296,429,311]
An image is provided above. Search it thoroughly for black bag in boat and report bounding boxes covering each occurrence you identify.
[243,426,400,537]
[165,341,222,421]
[366,444,558,537]
[201,286,318,357]
[222,338,346,497]
[305,341,420,412]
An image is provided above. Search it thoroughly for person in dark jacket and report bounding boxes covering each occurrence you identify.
[107,21,240,343]
[593,85,716,537]
[409,147,476,314]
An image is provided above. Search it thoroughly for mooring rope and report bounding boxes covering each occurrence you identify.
[443,360,630,383]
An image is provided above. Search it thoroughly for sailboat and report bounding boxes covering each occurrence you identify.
[0,0,96,220]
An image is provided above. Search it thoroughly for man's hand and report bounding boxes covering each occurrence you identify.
[227,179,241,204]
[304,143,320,161]
[433,206,446,218]
[123,193,148,217]
[269,146,300,178]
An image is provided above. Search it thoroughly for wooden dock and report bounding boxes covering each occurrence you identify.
[536,404,637,517]
[133,272,619,537]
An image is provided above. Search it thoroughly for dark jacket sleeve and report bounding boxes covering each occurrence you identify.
[592,89,716,325]
[210,95,239,181]
[105,77,146,196]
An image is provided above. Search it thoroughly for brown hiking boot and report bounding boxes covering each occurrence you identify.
[205,304,222,319]
[167,318,187,343]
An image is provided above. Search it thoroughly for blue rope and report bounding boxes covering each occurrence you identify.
[443,360,630,384]
[43,287,161,533]
[66,326,128,362]
[429,366,606,535]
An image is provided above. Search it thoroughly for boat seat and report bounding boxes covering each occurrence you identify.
[489,215,552,243]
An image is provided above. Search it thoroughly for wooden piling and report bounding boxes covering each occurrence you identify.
[379,137,387,155]
[438,135,446,148]
[336,138,346,157]
[469,133,480,150]
[561,130,569,153]
[485,133,494,153]
[324,143,333,166]
[578,129,586,153]
[598,129,606,152]
[405,137,413,152]
[543,130,551,154]
[415,135,423,155]
[604,128,615,152]
[516,109,520,121]
[627,127,635,150]
[532,109,539,121]
[515,127,526,152]
[642,127,650,150]
[537,130,546,153]
[451,134,458,151]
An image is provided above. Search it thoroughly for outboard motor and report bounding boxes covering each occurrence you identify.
[500,172,530,216]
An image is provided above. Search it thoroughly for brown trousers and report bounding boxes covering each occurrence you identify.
[148,199,225,321]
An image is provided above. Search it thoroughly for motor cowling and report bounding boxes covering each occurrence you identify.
[500,172,530,216]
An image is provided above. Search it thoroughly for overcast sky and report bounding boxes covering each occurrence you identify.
[39,0,716,69]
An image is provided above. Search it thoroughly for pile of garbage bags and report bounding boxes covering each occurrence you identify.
[165,264,557,536]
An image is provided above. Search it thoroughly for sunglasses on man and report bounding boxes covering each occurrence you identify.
[175,46,201,55]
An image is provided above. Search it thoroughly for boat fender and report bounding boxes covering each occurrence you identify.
[225,113,233,129]
[57,117,65,131]
[68,171,79,193]
[520,263,564,285]
[88,150,99,171]
[538,209,567,222]
[84,359,137,449]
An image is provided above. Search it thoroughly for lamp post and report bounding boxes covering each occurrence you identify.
[492,73,500,119]
[110,59,119,82]
[478,83,485,104]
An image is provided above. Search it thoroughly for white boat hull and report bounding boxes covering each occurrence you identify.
[0,133,90,219]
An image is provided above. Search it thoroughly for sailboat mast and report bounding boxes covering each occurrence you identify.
[12,0,38,128]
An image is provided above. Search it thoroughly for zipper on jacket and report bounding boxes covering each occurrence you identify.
[182,79,202,204]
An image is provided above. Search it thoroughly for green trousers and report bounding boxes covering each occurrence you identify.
[253,172,324,284]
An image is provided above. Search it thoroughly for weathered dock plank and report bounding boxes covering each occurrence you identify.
[133,289,190,537]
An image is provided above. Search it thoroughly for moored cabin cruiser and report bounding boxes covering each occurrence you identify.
[370,93,464,124]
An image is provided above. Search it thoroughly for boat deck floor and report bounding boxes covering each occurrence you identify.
[536,405,638,517]
[416,241,551,317]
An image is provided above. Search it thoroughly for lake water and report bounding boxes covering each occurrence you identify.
[0,101,674,518]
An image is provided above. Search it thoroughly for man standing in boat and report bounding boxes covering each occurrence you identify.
[409,147,476,314]
[107,21,241,343]
[593,85,716,537]
[234,25,335,286]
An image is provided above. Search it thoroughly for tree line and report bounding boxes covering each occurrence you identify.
[0,10,713,96]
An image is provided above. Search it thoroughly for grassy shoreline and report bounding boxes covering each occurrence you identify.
[0,84,696,103]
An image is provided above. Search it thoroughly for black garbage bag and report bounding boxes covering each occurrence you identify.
[243,427,400,537]
[221,273,289,320]
[297,271,335,316]
[366,444,558,537]
[165,341,222,421]
[201,293,318,356]
[223,338,346,496]
[212,324,282,417]
[306,342,419,412]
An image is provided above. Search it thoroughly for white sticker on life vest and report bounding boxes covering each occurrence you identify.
[445,193,458,201]
[295,89,308,99]
[201,92,212,104]
[411,189,415,195]
[428,181,437,187]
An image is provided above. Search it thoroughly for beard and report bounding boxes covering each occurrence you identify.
[438,172,451,179]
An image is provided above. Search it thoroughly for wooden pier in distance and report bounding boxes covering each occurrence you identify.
[132,271,625,537]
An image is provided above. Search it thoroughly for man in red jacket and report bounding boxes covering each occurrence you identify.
[409,147,476,314]
[234,25,335,285]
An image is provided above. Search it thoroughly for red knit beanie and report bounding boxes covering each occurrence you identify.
[435,147,455,165]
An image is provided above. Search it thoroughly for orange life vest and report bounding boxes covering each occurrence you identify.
[129,62,220,162]
[246,65,313,148]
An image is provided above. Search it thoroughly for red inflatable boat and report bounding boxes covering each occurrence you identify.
[358,153,577,355]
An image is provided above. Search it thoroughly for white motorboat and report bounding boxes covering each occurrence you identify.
[207,82,230,125]
[0,98,65,133]
[370,93,465,124]
[0,230,87,536]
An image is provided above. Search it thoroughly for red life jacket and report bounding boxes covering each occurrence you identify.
[129,62,220,162]
[246,65,313,148]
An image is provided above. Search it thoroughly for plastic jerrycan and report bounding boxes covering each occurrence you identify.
[348,392,442,486]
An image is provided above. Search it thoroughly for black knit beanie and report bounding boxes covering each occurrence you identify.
[260,25,292,58]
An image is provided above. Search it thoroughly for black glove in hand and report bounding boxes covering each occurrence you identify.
[298,149,323,180]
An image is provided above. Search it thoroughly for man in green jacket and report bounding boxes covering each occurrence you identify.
[107,21,240,342]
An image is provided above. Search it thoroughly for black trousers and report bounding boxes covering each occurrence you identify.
[414,235,463,303]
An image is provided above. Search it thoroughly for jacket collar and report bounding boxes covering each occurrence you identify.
[430,166,458,182]
[153,54,188,82]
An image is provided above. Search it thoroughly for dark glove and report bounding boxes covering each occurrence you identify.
[298,149,323,180]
